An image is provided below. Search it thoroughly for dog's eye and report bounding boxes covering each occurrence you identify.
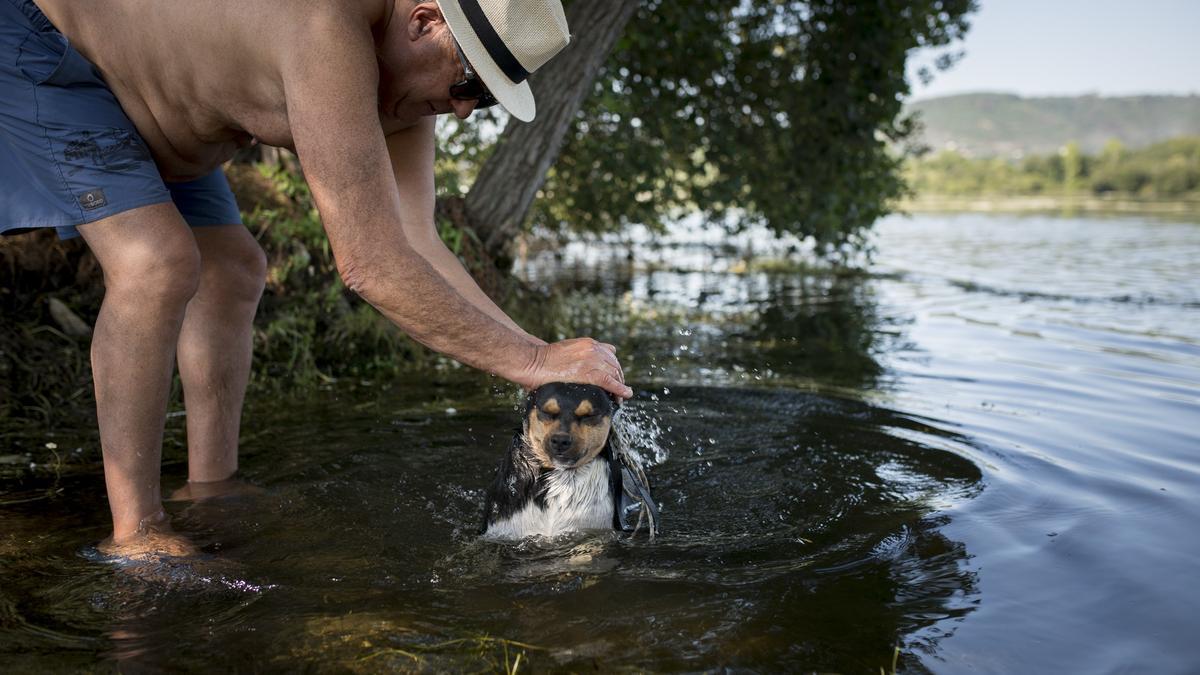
[537,409,558,419]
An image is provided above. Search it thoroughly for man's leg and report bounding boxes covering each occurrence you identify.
[76,203,202,556]
[175,225,267,486]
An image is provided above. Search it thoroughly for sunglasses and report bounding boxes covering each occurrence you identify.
[450,38,498,110]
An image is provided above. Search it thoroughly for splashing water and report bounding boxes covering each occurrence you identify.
[612,400,668,467]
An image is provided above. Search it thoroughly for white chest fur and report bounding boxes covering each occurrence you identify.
[485,460,614,539]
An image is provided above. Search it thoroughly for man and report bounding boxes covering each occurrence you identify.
[0,0,632,559]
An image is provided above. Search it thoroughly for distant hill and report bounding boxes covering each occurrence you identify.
[906,93,1200,157]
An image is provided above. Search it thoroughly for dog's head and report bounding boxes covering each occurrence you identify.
[523,383,617,470]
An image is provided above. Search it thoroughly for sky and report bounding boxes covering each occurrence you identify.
[907,0,1200,101]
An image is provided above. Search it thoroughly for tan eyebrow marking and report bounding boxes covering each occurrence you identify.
[574,400,594,417]
[542,398,560,415]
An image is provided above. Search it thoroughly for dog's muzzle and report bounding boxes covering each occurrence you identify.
[549,433,576,461]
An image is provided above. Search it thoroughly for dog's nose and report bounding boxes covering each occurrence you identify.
[550,433,574,455]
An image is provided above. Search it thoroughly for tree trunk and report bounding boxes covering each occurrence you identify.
[463,0,638,262]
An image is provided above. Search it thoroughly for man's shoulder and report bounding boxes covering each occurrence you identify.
[269,0,386,79]
[274,0,383,45]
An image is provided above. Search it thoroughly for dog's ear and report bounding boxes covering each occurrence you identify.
[608,392,623,410]
[600,389,622,456]
[516,391,537,440]
[603,413,623,457]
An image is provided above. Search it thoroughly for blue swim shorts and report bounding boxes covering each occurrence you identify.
[0,0,242,240]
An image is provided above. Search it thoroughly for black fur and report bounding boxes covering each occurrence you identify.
[479,429,548,533]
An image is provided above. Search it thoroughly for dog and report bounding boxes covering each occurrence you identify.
[481,382,659,540]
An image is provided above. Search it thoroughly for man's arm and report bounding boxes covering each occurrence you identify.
[384,117,541,344]
[279,11,628,396]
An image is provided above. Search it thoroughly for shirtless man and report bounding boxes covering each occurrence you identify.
[0,0,632,559]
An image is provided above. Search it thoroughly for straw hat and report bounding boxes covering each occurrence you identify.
[435,0,570,122]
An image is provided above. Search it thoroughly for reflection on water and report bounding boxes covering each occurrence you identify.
[530,247,894,392]
[2,213,1199,671]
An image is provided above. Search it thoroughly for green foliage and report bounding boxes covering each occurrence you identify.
[434,115,502,196]
[436,214,485,256]
[244,164,435,386]
[527,0,976,255]
[907,136,1200,199]
[1061,141,1082,192]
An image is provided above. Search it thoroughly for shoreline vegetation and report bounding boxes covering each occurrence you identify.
[899,194,1200,217]
[901,136,1200,218]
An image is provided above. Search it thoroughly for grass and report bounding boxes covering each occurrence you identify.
[881,645,901,674]
[355,635,546,673]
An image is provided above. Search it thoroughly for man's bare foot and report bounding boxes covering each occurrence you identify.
[166,476,264,502]
[97,509,199,562]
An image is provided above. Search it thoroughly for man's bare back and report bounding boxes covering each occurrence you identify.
[34,0,406,181]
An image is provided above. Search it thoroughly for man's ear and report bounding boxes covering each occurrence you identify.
[407,3,444,40]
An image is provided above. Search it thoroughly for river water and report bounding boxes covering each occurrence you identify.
[1,213,1198,672]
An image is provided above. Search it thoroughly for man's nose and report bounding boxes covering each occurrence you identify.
[451,98,478,119]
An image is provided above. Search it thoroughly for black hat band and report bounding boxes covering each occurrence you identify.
[458,0,530,84]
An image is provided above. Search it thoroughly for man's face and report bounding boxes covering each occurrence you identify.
[376,1,481,130]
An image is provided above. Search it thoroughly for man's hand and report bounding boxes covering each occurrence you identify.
[518,338,633,399]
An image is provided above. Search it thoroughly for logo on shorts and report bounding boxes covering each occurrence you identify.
[78,189,108,210]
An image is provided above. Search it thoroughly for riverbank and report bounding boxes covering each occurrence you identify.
[0,163,529,437]
[900,194,1200,218]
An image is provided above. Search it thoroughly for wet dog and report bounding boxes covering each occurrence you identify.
[481,383,659,540]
